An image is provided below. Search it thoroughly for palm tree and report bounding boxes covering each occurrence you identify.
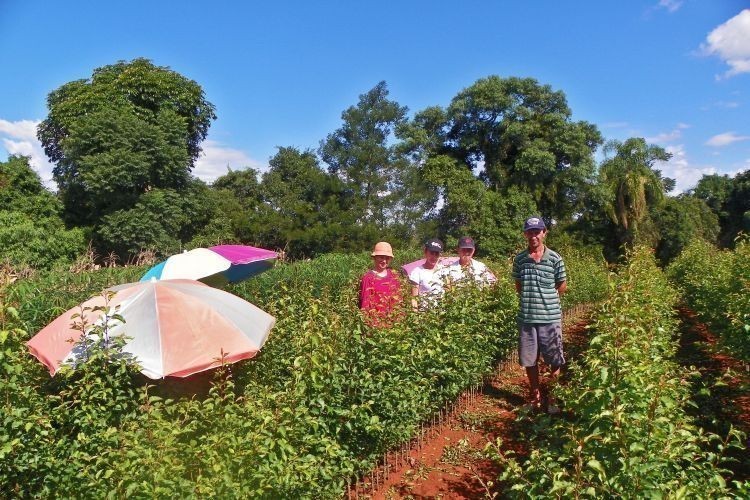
[599,138,672,246]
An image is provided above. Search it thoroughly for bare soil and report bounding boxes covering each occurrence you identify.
[353,312,592,499]
[352,305,750,498]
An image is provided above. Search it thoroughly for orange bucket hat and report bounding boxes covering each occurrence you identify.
[371,241,394,257]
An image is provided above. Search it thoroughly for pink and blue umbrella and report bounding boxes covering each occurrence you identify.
[141,245,278,287]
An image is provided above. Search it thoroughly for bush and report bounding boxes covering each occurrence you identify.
[493,247,745,497]
[4,250,607,497]
[0,211,87,271]
[667,238,750,362]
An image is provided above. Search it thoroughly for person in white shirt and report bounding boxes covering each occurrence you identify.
[438,236,496,287]
[408,238,447,310]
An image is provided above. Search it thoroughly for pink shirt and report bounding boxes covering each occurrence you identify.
[359,269,403,327]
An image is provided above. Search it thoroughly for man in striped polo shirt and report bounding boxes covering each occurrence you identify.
[512,216,567,414]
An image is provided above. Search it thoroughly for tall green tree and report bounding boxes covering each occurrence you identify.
[37,58,216,227]
[690,173,732,216]
[210,168,263,243]
[652,195,719,264]
[211,168,262,210]
[319,81,408,229]
[598,138,672,248]
[722,169,750,246]
[253,147,354,257]
[422,155,536,258]
[405,76,602,222]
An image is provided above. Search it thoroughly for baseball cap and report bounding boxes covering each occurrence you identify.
[457,236,475,249]
[371,241,394,257]
[424,238,444,252]
[523,217,546,231]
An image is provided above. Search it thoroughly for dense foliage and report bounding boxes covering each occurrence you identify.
[400,76,603,223]
[38,58,215,224]
[597,138,672,248]
[34,58,224,260]
[1,57,739,266]
[691,171,750,247]
[0,156,87,270]
[492,247,747,497]
[667,238,750,362]
[2,250,607,497]
[651,195,720,264]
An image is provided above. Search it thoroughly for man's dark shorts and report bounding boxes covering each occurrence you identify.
[518,322,564,368]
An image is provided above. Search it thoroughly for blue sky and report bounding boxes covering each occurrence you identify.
[1,1,748,193]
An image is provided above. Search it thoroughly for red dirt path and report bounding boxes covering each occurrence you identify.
[353,315,592,500]
[351,306,750,498]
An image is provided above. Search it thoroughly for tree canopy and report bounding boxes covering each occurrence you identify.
[319,81,409,229]
[402,76,602,223]
[251,147,355,258]
[4,60,735,267]
[598,138,672,247]
[37,58,216,228]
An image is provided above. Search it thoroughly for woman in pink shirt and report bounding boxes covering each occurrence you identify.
[359,241,403,327]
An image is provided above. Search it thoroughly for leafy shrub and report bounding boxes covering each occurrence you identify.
[4,250,607,497]
[0,211,87,271]
[667,238,750,362]
[1,291,143,496]
[493,247,744,497]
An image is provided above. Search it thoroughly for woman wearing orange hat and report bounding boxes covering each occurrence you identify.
[358,241,403,327]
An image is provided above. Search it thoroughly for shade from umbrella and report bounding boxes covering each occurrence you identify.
[401,256,459,277]
[27,279,275,379]
[140,245,277,286]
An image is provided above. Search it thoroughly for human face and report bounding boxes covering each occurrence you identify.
[457,247,474,266]
[424,249,441,268]
[524,228,546,251]
[372,254,392,272]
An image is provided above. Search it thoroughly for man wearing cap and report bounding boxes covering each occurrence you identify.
[437,236,497,287]
[408,238,448,310]
[512,216,567,414]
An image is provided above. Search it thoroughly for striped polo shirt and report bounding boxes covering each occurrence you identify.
[512,247,566,324]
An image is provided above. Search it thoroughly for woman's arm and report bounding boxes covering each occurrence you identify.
[359,273,371,309]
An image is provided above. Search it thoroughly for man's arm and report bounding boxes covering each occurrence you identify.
[556,281,567,294]
[515,280,522,294]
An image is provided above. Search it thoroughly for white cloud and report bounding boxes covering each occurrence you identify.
[705,131,750,147]
[194,139,265,183]
[0,118,56,188]
[0,119,264,188]
[0,119,38,139]
[700,9,750,79]
[656,0,683,13]
[601,121,629,129]
[646,123,689,144]
[656,144,717,194]
[700,100,742,111]
[717,100,740,108]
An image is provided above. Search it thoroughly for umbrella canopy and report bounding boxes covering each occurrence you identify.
[140,245,277,286]
[27,279,275,379]
[401,256,459,277]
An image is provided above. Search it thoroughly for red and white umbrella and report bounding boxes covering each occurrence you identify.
[27,279,275,379]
